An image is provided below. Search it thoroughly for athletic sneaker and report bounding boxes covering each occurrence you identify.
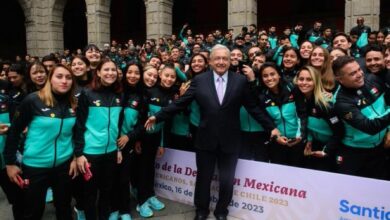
[45,188,53,203]
[74,207,86,220]
[108,211,119,220]
[147,196,165,211]
[120,213,132,220]
[136,202,153,218]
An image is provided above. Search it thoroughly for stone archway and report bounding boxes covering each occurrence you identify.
[0,1,26,60]
[380,0,390,29]
[63,0,88,52]
[257,0,344,34]
[173,0,227,36]
[110,0,146,45]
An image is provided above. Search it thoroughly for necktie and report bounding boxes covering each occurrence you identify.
[216,76,224,104]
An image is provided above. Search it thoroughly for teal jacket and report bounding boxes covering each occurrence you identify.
[334,75,390,148]
[74,87,122,156]
[295,92,344,153]
[5,92,75,168]
[240,107,264,132]
[120,86,145,142]
[259,83,303,139]
[0,83,10,169]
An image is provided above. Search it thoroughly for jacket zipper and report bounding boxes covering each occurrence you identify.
[370,105,382,143]
[105,94,115,154]
[53,107,64,167]
[105,107,111,154]
[279,105,287,136]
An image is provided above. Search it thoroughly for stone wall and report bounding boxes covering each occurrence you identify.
[16,0,382,57]
[345,0,380,33]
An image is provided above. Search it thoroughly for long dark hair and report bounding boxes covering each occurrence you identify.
[71,55,93,85]
[122,61,144,92]
[25,61,48,93]
[187,53,208,79]
[90,58,122,94]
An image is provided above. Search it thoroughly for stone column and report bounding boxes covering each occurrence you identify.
[345,0,380,33]
[145,0,173,40]
[23,0,65,57]
[86,0,111,49]
[228,0,257,36]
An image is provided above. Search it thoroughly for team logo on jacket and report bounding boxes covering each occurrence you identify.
[41,108,50,112]
[288,94,294,102]
[344,112,353,120]
[151,97,159,103]
[93,100,101,106]
[69,108,75,116]
[370,87,379,96]
[12,92,20,99]
[130,100,138,108]
[50,113,56,118]
[116,98,121,104]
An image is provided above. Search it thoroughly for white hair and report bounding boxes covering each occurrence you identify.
[210,44,231,59]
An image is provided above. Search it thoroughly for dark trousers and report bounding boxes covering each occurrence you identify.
[194,148,238,217]
[111,146,133,214]
[137,132,160,204]
[21,161,72,220]
[304,140,337,172]
[385,148,390,180]
[83,151,117,220]
[337,144,387,180]
[72,175,85,210]
[270,142,305,167]
[0,168,23,220]
[239,131,269,162]
[169,133,192,151]
[188,123,198,152]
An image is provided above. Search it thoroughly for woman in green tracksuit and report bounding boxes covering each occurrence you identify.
[5,64,77,220]
[110,62,146,220]
[258,62,305,167]
[136,65,177,218]
[295,66,344,171]
[169,55,208,152]
[186,54,209,152]
[0,79,23,220]
[74,58,123,220]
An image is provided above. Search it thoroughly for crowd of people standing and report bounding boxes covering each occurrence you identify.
[0,17,390,220]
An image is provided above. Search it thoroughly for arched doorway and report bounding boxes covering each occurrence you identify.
[110,0,146,46]
[63,0,87,53]
[0,1,26,60]
[172,0,227,36]
[380,0,390,29]
[258,0,344,34]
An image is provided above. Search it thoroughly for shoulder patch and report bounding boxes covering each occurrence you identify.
[344,112,353,120]
[329,116,339,124]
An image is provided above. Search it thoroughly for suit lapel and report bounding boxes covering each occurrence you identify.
[221,71,234,106]
[207,71,221,105]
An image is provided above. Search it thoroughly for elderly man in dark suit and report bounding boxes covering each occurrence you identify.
[145,44,280,220]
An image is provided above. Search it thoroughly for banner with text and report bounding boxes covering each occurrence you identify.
[154,148,390,220]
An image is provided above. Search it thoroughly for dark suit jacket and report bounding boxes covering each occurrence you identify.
[155,70,275,154]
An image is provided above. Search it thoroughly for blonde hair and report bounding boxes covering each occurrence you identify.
[295,65,329,109]
[38,64,77,109]
[143,64,157,73]
[310,46,335,91]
